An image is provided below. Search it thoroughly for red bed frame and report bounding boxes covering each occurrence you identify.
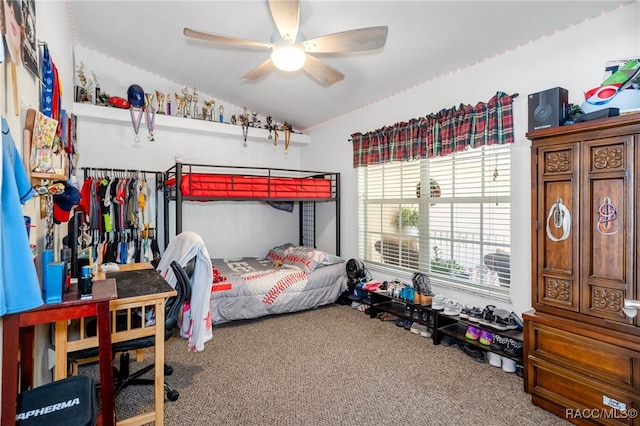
[164,173,332,199]
[162,161,340,255]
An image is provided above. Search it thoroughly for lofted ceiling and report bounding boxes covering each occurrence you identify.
[67,0,630,132]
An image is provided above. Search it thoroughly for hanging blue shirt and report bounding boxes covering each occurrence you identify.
[1,117,43,315]
[41,45,54,117]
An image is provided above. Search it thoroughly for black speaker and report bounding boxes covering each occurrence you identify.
[528,87,569,132]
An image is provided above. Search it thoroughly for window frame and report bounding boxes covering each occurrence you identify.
[358,144,512,300]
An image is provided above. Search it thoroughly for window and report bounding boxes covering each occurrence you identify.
[358,144,511,297]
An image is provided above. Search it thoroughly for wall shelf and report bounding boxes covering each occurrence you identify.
[72,102,311,145]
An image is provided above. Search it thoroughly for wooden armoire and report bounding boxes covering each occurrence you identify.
[525,112,640,425]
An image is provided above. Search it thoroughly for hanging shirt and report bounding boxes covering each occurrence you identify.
[1,117,44,315]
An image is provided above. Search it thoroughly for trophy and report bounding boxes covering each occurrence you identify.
[251,113,261,128]
[191,88,198,119]
[156,91,166,114]
[75,61,88,102]
[92,72,101,105]
[181,87,192,119]
[204,100,215,121]
[240,108,249,148]
[174,93,185,118]
[144,92,155,111]
[219,105,224,123]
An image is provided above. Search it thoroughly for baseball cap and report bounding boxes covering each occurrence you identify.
[53,181,81,224]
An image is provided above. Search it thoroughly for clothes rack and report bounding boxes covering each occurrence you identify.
[79,167,164,266]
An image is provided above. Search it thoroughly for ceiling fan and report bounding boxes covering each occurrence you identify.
[183,0,388,86]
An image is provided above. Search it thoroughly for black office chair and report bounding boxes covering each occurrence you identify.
[68,259,193,402]
[111,260,192,400]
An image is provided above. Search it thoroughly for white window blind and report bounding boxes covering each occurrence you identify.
[358,144,511,297]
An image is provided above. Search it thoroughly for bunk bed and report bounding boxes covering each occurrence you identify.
[161,160,345,324]
[162,160,341,254]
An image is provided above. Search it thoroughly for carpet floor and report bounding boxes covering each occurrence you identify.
[82,303,570,425]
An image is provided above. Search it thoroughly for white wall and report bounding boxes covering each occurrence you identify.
[0,0,77,392]
[302,3,640,316]
[74,45,313,257]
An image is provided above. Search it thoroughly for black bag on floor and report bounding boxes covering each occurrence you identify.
[16,375,97,426]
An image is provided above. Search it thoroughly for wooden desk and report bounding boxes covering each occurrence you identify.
[66,263,176,426]
[1,278,118,426]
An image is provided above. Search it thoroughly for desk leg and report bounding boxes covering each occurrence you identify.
[1,315,20,426]
[54,320,67,381]
[96,301,115,426]
[19,326,35,392]
[154,300,165,426]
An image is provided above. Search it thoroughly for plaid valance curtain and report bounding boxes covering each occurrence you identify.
[351,91,515,168]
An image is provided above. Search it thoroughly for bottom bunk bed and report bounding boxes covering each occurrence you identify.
[209,244,348,324]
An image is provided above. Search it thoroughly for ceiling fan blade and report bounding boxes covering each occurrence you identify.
[304,26,388,53]
[268,0,300,42]
[184,28,271,49]
[303,55,345,86]
[241,59,275,80]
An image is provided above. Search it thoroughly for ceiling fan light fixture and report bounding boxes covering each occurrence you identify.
[271,44,306,72]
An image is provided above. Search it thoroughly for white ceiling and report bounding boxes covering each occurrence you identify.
[67,0,631,131]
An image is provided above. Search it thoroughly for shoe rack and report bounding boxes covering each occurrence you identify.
[434,312,524,365]
[365,289,438,340]
[359,287,524,362]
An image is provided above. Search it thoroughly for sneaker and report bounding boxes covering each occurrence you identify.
[458,343,486,363]
[395,317,405,327]
[508,312,524,330]
[492,308,513,330]
[406,286,415,303]
[421,310,432,324]
[459,306,472,319]
[387,281,399,298]
[478,305,496,327]
[420,326,432,338]
[431,294,447,310]
[479,329,493,346]
[403,319,413,330]
[443,299,463,316]
[504,338,524,358]
[467,307,483,322]
[411,323,429,337]
[487,351,502,367]
[405,305,413,318]
[502,356,517,373]
[465,325,481,340]
[410,322,423,335]
[490,334,508,352]
[412,308,423,320]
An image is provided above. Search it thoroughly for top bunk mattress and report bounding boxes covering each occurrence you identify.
[165,172,334,199]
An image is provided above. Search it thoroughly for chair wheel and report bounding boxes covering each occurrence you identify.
[166,389,179,401]
[164,365,173,376]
